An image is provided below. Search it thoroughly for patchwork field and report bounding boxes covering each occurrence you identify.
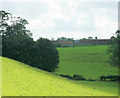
[56,45,118,80]
[2,57,118,96]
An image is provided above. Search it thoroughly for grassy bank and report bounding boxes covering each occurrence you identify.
[2,57,118,96]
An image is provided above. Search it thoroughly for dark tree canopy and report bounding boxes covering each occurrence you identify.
[88,36,93,39]
[108,30,120,67]
[35,38,59,72]
[1,10,59,72]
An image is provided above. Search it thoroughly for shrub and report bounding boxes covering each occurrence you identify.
[73,74,86,80]
[100,75,120,81]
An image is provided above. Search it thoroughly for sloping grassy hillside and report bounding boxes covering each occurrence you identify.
[0,57,2,98]
[2,57,118,96]
[56,46,118,79]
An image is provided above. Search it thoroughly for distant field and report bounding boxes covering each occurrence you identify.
[2,57,118,96]
[56,45,118,79]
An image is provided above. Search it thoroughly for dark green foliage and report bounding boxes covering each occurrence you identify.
[57,37,75,42]
[59,74,86,81]
[73,74,86,80]
[95,37,98,39]
[31,38,59,72]
[59,74,119,81]
[100,75,120,81]
[59,74,98,81]
[1,10,59,72]
[88,36,93,39]
[108,30,120,67]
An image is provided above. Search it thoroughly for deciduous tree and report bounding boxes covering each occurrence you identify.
[108,30,120,67]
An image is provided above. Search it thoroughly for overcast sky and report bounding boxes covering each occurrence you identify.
[0,0,119,40]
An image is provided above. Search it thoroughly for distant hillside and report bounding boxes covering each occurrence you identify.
[56,45,118,79]
[2,57,118,96]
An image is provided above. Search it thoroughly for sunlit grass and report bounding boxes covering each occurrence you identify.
[2,57,118,96]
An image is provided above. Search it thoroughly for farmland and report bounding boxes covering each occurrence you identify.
[2,57,118,96]
[56,45,118,80]
[1,8,119,97]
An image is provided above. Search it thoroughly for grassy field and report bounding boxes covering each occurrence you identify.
[56,45,118,80]
[0,57,1,98]
[2,57,118,96]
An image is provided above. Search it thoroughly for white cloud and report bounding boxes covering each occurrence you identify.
[26,0,71,40]
[94,15,117,38]
[1,1,118,40]
[74,7,117,39]
[28,16,56,29]
[0,0,119,2]
[65,0,79,15]
[76,14,88,26]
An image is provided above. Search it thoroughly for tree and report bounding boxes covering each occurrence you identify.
[108,30,120,67]
[82,38,87,40]
[1,10,32,60]
[0,10,11,36]
[12,34,34,63]
[34,38,59,72]
[95,36,98,39]
[57,37,67,41]
[88,36,93,39]
[1,10,59,72]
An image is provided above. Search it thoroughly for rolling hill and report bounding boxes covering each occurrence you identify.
[2,57,118,96]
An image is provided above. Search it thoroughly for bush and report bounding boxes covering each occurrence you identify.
[59,74,86,81]
[33,38,59,72]
[73,74,86,80]
[100,75,120,81]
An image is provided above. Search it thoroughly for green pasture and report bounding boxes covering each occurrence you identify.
[56,46,118,79]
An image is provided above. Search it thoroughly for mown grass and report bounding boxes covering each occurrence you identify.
[56,45,118,79]
[2,57,118,96]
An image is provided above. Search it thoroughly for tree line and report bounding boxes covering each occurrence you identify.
[52,32,120,67]
[0,10,59,72]
[52,36,98,41]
